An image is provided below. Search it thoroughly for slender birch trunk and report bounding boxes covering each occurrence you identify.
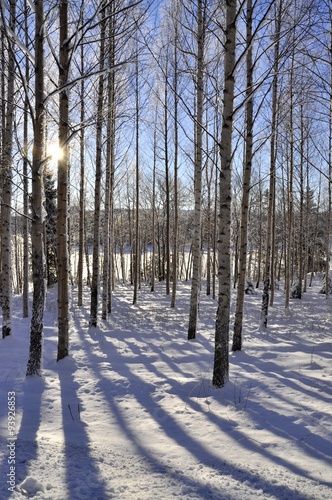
[164,74,170,296]
[151,113,157,293]
[57,0,70,360]
[212,117,219,300]
[212,0,236,388]
[90,5,106,325]
[1,0,16,338]
[326,22,332,299]
[171,17,179,308]
[260,0,281,327]
[133,54,140,305]
[285,48,295,313]
[77,37,85,307]
[102,10,115,318]
[296,104,305,299]
[188,0,204,340]
[26,0,46,375]
[22,0,30,318]
[205,108,212,297]
[233,0,253,351]
[303,150,310,293]
[0,31,5,300]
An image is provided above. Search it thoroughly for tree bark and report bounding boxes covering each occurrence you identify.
[133,53,140,305]
[188,0,204,340]
[26,0,46,376]
[22,0,30,318]
[326,19,332,300]
[102,7,116,319]
[57,0,70,360]
[151,111,157,292]
[77,33,85,307]
[285,44,295,313]
[212,0,236,388]
[1,0,16,338]
[171,15,179,308]
[260,0,282,327]
[233,0,253,352]
[164,72,171,296]
[90,4,106,325]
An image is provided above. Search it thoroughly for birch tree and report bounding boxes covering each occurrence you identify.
[326,7,332,299]
[232,0,253,351]
[260,0,282,327]
[26,0,46,375]
[284,37,295,313]
[102,2,116,319]
[77,20,85,307]
[22,0,30,318]
[1,0,16,338]
[188,0,205,340]
[171,8,179,308]
[133,53,140,305]
[90,4,106,325]
[151,109,157,293]
[57,0,70,360]
[212,0,237,387]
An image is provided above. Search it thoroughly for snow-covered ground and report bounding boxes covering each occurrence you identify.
[0,278,331,499]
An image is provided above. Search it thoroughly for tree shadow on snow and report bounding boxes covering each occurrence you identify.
[229,351,332,475]
[56,355,108,500]
[4,376,44,498]
[71,311,319,500]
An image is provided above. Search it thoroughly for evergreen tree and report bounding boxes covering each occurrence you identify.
[44,170,57,287]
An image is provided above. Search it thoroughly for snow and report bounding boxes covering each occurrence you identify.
[0,279,331,499]
[19,477,45,495]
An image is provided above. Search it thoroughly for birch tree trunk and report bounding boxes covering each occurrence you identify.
[171,15,179,308]
[326,20,332,300]
[77,35,85,307]
[295,103,305,299]
[133,54,140,305]
[1,0,16,338]
[164,70,170,296]
[212,118,219,300]
[205,108,212,297]
[212,0,236,388]
[102,9,115,319]
[26,0,46,375]
[285,47,295,313]
[151,111,157,293]
[0,32,4,297]
[57,0,70,360]
[188,0,204,340]
[260,0,282,327]
[90,5,106,325]
[22,0,30,318]
[232,0,253,352]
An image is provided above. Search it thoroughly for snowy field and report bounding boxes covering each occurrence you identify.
[0,278,331,499]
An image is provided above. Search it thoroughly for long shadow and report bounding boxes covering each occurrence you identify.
[56,355,108,500]
[0,376,44,498]
[74,318,317,500]
[78,334,232,497]
[234,351,332,420]
[72,286,332,498]
[130,344,332,485]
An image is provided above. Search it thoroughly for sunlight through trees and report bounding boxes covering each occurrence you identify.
[0,0,331,387]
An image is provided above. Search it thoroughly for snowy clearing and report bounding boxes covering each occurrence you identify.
[0,278,331,499]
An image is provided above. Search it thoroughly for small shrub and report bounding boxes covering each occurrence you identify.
[245,279,256,295]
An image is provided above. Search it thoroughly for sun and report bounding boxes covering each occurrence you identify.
[47,142,63,162]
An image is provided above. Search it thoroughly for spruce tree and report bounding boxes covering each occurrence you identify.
[44,170,57,287]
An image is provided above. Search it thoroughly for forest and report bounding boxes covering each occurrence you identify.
[0,0,331,390]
